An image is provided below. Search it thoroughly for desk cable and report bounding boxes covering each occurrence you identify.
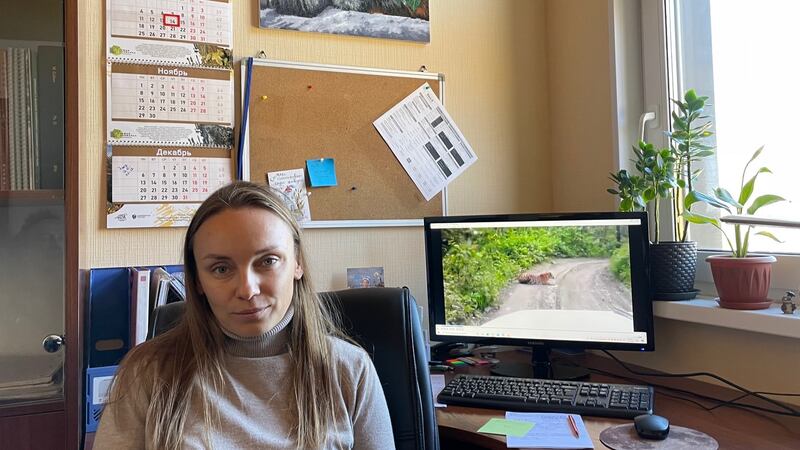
[590,350,800,418]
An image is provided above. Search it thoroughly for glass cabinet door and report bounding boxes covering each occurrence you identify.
[0,0,66,407]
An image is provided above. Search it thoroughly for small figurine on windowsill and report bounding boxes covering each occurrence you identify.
[780,291,797,314]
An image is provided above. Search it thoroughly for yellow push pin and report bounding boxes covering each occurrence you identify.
[261,95,268,100]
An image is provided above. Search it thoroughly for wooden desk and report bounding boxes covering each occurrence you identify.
[436,352,800,449]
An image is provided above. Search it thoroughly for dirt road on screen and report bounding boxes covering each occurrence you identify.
[475,258,632,326]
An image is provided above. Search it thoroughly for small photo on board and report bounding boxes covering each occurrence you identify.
[347,267,385,289]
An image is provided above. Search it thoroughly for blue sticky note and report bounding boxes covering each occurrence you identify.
[306,158,338,187]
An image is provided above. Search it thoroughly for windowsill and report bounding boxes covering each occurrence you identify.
[652,297,800,339]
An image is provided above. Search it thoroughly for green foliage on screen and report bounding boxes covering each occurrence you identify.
[609,243,632,288]
[442,226,622,324]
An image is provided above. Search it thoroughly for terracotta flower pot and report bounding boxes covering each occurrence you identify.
[706,255,776,310]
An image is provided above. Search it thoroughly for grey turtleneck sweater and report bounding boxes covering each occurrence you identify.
[93,307,395,449]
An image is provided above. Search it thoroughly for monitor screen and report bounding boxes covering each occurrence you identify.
[424,212,653,353]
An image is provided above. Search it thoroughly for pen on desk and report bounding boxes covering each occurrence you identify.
[567,414,580,438]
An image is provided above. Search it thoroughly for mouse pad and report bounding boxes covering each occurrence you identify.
[600,423,718,450]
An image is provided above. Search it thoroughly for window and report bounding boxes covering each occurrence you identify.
[639,0,800,293]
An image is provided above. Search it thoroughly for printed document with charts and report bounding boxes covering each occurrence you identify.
[374,83,477,201]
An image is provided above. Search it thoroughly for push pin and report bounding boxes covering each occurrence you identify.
[780,291,797,314]
[261,95,269,100]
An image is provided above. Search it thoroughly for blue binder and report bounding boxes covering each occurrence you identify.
[85,265,183,368]
[85,365,118,432]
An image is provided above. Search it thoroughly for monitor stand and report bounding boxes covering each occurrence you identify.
[490,347,589,380]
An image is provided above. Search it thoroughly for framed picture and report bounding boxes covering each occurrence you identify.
[347,267,385,289]
[259,0,430,43]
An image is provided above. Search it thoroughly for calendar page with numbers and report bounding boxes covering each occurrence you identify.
[107,63,234,145]
[107,146,231,227]
[105,0,234,228]
[109,0,232,48]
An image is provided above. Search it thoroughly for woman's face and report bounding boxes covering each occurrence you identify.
[192,207,303,337]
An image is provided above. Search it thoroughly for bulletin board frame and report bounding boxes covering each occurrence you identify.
[241,58,447,228]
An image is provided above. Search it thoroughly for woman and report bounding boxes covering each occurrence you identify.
[94,181,394,449]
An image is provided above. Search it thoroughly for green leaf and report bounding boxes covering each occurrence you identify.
[714,187,744,209]
[738,167,771,204]
[643,188,656,202]
[676,179,687,189]
[693,150,715,158]
[688,99,705,111]
[620,198,633,211]
[746,194,786,215]
[684,89,697,103]
[755,230,784,243]
[745,145,765,170]
[607,188,619,195]
[684,190,732,212]
[683,211,721,228]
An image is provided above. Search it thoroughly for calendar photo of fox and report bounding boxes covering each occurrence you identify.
[260,0,430,42]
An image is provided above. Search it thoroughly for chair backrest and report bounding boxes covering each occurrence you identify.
[149,287,439,450]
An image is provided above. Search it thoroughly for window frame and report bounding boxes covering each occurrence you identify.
[624,0,800,298]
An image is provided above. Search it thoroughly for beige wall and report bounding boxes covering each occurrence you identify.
[547,0,616,212]
[79,0,552,308]
[75,0,798,405]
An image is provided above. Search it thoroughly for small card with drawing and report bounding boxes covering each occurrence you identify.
[267,168,311,223]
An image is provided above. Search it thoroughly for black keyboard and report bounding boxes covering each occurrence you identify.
[438,374,654,419]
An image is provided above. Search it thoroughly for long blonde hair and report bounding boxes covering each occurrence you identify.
[109,181,343,449]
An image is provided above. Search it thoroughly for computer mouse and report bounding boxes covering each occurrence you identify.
[634,413,670,440]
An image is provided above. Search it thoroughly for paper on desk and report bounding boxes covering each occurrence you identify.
[430,374,446,408]
[505,412,594,449]
[373,83,477,201]
[478,418,535,437]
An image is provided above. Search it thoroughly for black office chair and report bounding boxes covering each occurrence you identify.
[149,287,440,450]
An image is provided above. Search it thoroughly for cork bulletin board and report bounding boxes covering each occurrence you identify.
[242,59,446,227]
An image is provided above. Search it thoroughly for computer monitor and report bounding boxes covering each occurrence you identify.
[424,211,654,380]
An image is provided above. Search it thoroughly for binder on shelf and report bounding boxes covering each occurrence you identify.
[0,48,9,190]
[168,271,186,302]
[36,45,64,189]
[129,267,150,347]
[85,365,118,433]
[150,267,172,311]
[86,265,183,368]
[86,268,131,368]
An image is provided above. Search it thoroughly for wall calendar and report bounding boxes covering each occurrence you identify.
[105,0,233,229]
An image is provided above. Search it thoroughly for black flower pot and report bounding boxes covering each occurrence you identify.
[649,241,698,300]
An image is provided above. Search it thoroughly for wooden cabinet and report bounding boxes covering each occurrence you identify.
[0,0,79,449]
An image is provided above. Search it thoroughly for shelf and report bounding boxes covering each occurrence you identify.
[0,190,64,206]
[652,297,800,339]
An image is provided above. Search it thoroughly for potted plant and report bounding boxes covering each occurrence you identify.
[608,90,714,300]
[684,146,786,309]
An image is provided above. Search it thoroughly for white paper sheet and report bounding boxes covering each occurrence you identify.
[505,412,594,449]
[374,83,477,201]
[430,374,447,408]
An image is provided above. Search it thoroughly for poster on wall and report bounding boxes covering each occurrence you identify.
[105,0,234,228]
[258,0,430,43]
